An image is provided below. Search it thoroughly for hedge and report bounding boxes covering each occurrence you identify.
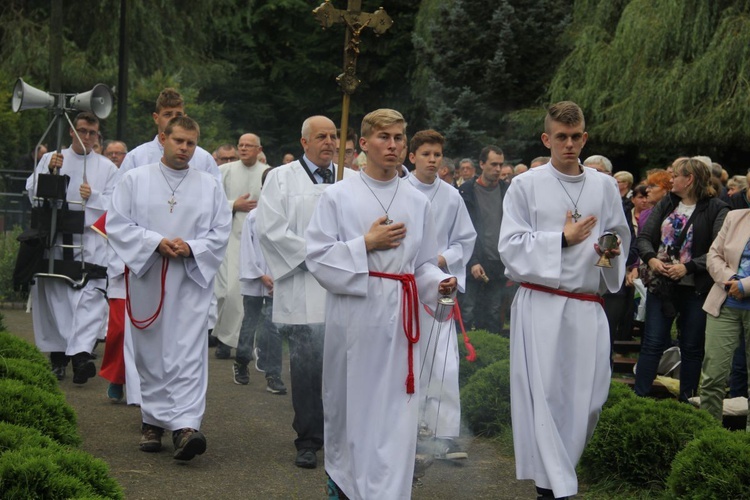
[458,329,510,387]
[667,427,750,499]
[0,356,59,392]
[0,446,124,499]
[603,379,637,411]
[0,379,80,446]
[461,359,511,437]
[579,397,720,489]
[0,330,48,366]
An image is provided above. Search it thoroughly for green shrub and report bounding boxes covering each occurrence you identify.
[579,397,720,489]
[0,330,48,365]
[461,359,511,437]
[0,356,59,392]
[0,422,61,453]
[458,329,510,387]
[0,446,123,499]
[0,379,79,446]
[603,380,637,411]
[0,226,25,302]
[667,427,750,499]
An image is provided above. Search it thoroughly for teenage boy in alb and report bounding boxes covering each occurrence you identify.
[406,129,476,460]
[305,109,457,499]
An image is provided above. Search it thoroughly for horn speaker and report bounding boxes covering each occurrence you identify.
[11,78,55,112]
[69,83,114,119]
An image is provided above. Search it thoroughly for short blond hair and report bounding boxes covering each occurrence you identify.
[614,171,633,187]
[361,109,406,138]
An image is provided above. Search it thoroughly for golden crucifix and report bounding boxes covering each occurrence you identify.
[313,0,393,181]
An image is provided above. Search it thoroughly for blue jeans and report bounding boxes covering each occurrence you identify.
[634,286,707,401]
[238,296,282,377]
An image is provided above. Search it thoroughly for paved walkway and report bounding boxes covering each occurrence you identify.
[2,308,535,499]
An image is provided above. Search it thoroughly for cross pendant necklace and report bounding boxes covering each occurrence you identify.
[557,177,586,222]
[168,196,177,213]
[159,164,190,214]
[360,172,400,225]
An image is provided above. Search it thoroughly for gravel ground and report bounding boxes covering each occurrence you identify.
[3,307,536,499]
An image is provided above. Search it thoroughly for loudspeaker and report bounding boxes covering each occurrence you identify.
[69,83,113,119]
[11,78,55,112]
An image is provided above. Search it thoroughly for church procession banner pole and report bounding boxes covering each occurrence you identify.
[312,0,393,182]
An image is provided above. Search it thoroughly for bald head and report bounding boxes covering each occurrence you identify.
[300,116,337,168]
[238,133,262,166]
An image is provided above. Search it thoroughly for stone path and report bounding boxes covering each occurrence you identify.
[2,308,535,499]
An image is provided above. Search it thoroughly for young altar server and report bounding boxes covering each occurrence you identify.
[305,109,457,499]
[406,129,476,460]
[107,116,231,461]
[498,101,629,499]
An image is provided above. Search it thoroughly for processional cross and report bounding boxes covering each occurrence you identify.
[313,0,393,181]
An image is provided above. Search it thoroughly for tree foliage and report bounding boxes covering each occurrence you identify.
[0,0,421,165]
[412,0,574,161]
[542,0,750,152]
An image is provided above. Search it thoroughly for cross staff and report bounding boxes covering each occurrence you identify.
[312,0,393,181]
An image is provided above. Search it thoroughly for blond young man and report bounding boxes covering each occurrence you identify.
[305,110,456,499]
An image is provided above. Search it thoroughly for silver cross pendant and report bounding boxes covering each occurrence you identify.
[572,209,581,223]
[168,196,177,213]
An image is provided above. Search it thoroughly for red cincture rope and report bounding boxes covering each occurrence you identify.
[422,301,476,362]
[520,282,604,306]
[125,257,169,330]
[369,271,420,394]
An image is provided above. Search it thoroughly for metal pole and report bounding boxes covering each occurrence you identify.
[116,0,129,141]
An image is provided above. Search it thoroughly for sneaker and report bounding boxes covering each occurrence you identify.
[72,359,96,385]
[295,448,317,469]
[139,424,164,452]
[172,428,207,461]
[215,341,231,359]
[107,383,124,403]
[233,362,249,385]
[435,438,468,460]
[266,375,287,395]
[253,347,265,372]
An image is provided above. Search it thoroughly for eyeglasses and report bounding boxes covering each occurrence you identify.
[344,149,355,156]
[106,151,127,157]
[219,156,239,162]
[75,128,99,138]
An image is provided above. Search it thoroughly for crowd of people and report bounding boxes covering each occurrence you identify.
[20,90,749,500]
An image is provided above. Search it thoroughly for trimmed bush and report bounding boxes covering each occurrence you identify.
[0,356,59,393]
[0,422,61,453]
[579,397,720,489]
[0,330,48,365]
[0,379,80,446]
[667,427,750,499]
[603,379,637,411]
[461,359,511,437]
[0,446,124,499]
[458,329,510,387]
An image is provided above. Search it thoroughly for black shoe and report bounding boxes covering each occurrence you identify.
[233,362,250,385]
[295,448,317,469]
[266,375,287,395]
[172,428,207,461]
[51,364,66,381]
[208,329,218,347]
[215,341,231,359]
[140,423,164,452]
[72,359,96,385]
